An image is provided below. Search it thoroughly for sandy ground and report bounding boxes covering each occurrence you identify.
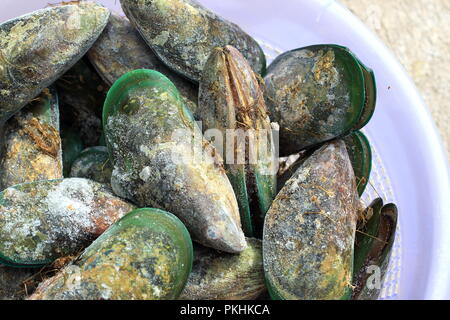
[340,0,450,160]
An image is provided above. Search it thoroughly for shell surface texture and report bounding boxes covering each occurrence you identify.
[28,208,193,300]
[120,0,266,82]
[0,87,62,190]
[263,140,360,300]
[88,12,199,115]
[0,2,110,128]
[0,178,134,266]
[264,45,376,155]
[180,238,265,300]
[103,69,246,253]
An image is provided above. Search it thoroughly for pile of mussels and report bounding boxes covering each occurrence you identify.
[0,0,398,300]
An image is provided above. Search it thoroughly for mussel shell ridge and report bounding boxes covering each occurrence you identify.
[344,130,372,196]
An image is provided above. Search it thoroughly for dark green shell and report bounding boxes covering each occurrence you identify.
[61,126,84,177]
[263,140,360,300]
[103,69,246,253]
[88,12,198,115]
[344,131,372,196]
[352,61,376,130]
[0,124,5,157]
[0,178,134,266]
[0,2,109,127]
[180,238,265,300]
[0,87,62,190]
[56,59,108,147]
[29,208,193,300]
[318,45,376,131]
[264,45,375,155]
[98,131,106,146]
[70,146,112,185]
[352,199,398,300]
[197,46,277,238]
[120,0,266,82]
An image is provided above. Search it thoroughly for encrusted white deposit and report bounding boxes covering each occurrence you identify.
[0,178,134,265]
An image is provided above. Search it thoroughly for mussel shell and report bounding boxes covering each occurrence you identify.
[0,87,62,190]
[0,2,110,127]
[264,45,368,155]
[0,178,134,266]
[103,69,246,253]
[352,62,376,130]
[120,0,266,82]
[88,12,198,114]
[70,146,112,185]
[61,126,84,177]
[263,140,360,300]
[353,198,384,270]
[344,131,372,196]
[197,45,277,238]
[29,208,193,300]
[352,200,398,300]
[180,238,265,300]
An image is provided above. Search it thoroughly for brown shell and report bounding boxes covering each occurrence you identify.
[180,238,265,300]
[0,88,62,190]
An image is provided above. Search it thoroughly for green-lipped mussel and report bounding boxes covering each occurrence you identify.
[0,0,396,301]
[264,44,376,155]
[0,2,109,131]
[29,208,193,300]
[0,178,134,266]
[103,69,246,253]
[263,140,361,300]
[120,0,266,82]
[197,45,277,238]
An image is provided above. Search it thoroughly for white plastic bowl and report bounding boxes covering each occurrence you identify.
[2,0,449,300]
